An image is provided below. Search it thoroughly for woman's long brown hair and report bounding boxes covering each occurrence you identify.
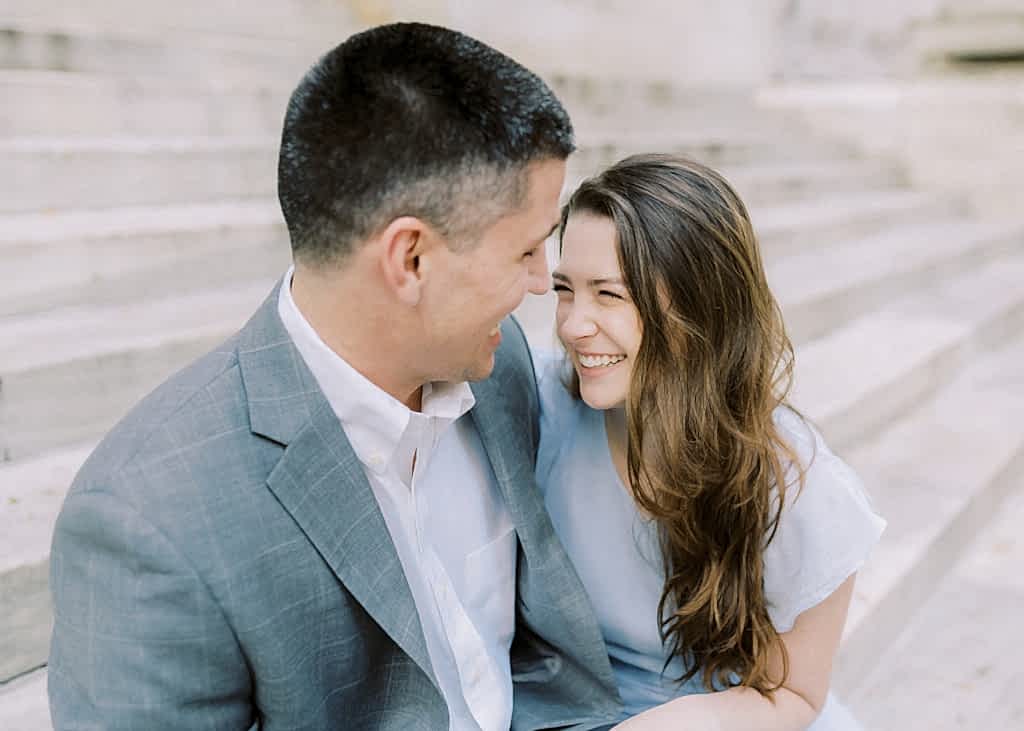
[560,154,806,695]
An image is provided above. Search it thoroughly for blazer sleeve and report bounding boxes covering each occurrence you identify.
[48,488,255,730]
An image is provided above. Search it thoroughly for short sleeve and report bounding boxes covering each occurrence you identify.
[762,408,887,633]
[531,348,580,494]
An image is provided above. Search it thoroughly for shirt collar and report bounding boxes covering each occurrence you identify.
[277,267,476,476]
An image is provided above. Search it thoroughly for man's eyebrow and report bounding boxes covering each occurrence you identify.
[533,222,559,245]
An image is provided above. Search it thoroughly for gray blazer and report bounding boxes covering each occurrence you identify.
[48,284,623,730]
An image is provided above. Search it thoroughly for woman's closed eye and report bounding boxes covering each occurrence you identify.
[598,289,624,300]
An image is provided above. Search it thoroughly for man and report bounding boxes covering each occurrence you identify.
[48,22,623,730]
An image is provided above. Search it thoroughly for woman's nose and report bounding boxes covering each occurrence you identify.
[558,302,599,340]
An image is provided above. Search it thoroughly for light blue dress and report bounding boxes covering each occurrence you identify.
[534,353,886,728]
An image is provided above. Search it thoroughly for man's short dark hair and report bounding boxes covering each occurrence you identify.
[277,22,575,265]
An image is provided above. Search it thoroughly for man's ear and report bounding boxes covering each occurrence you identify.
[376,216,436,306]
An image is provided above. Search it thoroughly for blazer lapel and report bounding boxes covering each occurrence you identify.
[237,284,436,688]
[469,376,545,552]
[471,363,619,696]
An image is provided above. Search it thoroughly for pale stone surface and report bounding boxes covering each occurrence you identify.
[1,201,289,316]
[0,669,51,731]
[850,480,1024,729]
[834,336,1024,693]
[441,0,788,85]
[792,250,1024,449]
[759,75,1024,218]
[0,137,279,213]
[0,447,90,575]
[0,23,316,82]
[1,0,353,41]
[0,70,292,137]
[750,189,956,256]
[0,447,91,683]
[769,219,1024,342]
[0,280,273,460]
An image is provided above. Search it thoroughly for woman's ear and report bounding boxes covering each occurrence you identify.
[376,216,433,306]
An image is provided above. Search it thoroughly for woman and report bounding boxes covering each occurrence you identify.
[535,154,885,730]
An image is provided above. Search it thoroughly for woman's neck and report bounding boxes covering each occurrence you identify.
[604,407,630,489]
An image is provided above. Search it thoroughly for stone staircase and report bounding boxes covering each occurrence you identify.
[3,10,1024,731]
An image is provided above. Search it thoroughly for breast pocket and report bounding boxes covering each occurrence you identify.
[463,527,518,651]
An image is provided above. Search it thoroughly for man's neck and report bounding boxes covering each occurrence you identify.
[290,266,425,411]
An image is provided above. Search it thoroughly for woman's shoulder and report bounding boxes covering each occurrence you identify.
[763,404,886,632]
[771,406,875,511]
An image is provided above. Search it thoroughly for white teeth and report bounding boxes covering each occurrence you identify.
[578,354,626,368]
[489,325,500,337]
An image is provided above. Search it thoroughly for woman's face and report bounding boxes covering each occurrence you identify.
[554,213,643,410]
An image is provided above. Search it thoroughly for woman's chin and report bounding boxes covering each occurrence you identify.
[579,385,627,411]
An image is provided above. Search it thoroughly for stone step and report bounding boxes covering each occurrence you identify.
[0,23,317,82]
[0,668,50,731]
[753,189,962,256]
[758,76,1024,219]
[759,76,1024,110]
[567,156,903,207]
[0,137,278,213]
[0,445,91,682]
[719,158,904,206]
[0,201,290,317]
[0,137,892,214]
[0,71,290,137]
[912,13,1024,64]
[0,281,273,462]
[792,250,1024,452]
[847,467,1024,729]
[568,127,855,171]
[756,77,1024,160]
[0,0,352,42]
[831,335,1024,696]
[770,218,1024,343]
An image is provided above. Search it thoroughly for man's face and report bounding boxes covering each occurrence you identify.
[420,157,566,383]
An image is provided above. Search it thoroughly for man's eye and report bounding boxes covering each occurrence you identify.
[552,284,572,293]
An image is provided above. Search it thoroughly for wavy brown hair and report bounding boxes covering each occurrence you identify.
[559,154,807,695]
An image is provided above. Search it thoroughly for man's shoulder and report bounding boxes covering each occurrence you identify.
[72,335,254,495]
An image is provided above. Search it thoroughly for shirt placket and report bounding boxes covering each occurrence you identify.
[410,417,499,731]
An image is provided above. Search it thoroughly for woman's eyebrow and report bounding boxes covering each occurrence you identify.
[552,272,625,287]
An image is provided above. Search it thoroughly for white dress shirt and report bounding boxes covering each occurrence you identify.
[278,270,516,731]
